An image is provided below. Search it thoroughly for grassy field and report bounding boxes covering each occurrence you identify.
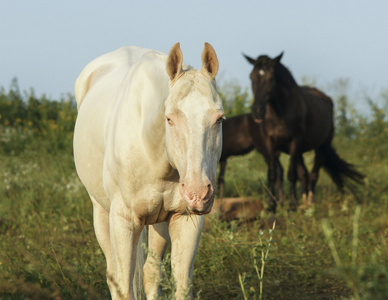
[0,85,387,299]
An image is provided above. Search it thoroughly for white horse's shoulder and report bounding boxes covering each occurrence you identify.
[74,46,164,109]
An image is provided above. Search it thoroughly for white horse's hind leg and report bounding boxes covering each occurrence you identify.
[169,214,204,300]
[143,222,170,299]
[109,199,144,300]
[90,196,116,294]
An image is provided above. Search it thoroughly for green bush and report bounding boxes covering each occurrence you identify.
[0,79,77,154]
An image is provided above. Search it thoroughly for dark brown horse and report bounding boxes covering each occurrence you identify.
[244,52,364,212]
[218,113,284,203]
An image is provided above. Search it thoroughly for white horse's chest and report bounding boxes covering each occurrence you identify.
[119,178,185,223]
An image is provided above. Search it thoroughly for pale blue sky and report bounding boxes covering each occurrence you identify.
[1,1,387,107]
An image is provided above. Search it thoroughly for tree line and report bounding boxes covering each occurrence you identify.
[1,77,387,158]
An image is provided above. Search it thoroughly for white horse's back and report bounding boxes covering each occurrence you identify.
[75,46,159,108]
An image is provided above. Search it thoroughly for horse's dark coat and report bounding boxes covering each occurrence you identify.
[218,113,284,202]
[243,52,364,212]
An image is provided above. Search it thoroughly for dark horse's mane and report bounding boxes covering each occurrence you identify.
[275,63,297,87]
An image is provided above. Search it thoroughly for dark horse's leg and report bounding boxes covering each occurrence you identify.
[308,147,328,205]
[287,155,297,211]
[263,152,284,213]
[266,155,278,213]
[296,156,309,209]
[217,159,227,198]
[275,156,285,206]
[288,155,307,211]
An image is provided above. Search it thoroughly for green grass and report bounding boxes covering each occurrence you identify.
[1,137,387,299]
[0,83,387,299]
[204,134,388,300]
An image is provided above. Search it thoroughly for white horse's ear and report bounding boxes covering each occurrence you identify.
[167,43,184,81]
[201,43,219,80]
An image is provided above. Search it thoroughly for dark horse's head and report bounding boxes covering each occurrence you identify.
[244,52,288,122]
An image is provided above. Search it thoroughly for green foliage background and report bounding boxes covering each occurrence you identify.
[0,78,387,299]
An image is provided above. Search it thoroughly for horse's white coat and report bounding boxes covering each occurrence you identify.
[73,43,223,299]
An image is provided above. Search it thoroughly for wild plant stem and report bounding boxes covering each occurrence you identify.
[254,221,276,300]
[352,206,361,266]
[238,273,248,300]
[322,217,361,300]
[322,220,342,266]
[52,248,73,296]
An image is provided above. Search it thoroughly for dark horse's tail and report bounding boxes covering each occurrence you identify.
[323,146,365,199]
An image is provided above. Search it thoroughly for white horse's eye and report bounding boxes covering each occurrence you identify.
[216,116,225,124]
[259,69,265,76]
[166,118,174,125]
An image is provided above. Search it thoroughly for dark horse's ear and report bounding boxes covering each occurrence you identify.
[274,52,284,63]
[243,53,256,65]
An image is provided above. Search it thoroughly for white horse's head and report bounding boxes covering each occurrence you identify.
[165,43,224,215]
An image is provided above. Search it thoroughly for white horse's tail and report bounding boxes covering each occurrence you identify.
[134,227,147,299]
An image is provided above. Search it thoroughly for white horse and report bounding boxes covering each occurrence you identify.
[73,43,223,299]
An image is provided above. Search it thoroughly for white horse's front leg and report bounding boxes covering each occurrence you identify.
[109,199,144,300]
[143,222,170,299]
[169,214,204,299]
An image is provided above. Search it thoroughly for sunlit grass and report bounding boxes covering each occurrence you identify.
[0,82,387,299]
